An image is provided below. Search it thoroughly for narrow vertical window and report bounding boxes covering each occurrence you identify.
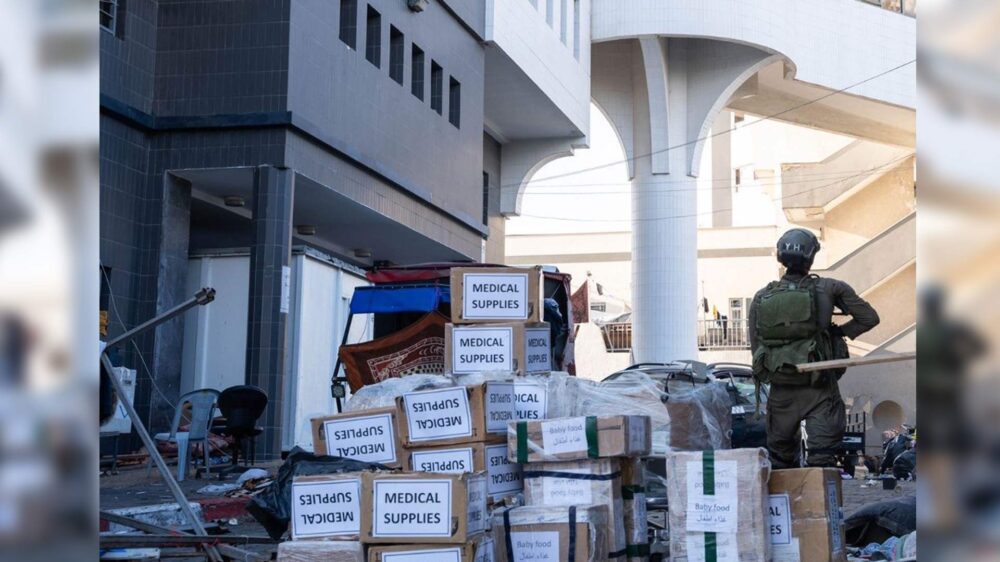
[430,61,443,115]
[389,27,404,85]
[339,0,357,48]
[482,172,490,225]
[573,0,581,59]
[365,5,381,68]
[411,44,425,100]
[448,77,461,128]
[560,0,568,45]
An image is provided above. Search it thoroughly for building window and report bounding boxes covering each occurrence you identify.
[411,44,425,100]
[560,0,569,45]
[590,302,607,313]
[448,77,461,128]
[100,0,120,35]
[389,26,404,85]
[365,5,381,68]
[339,0,358,49]
[482,172,490,225]
[573,0,580,59]
[430,61,443,114]
[734,167,742,191]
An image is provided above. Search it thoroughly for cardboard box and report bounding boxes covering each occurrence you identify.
[483,379,551,435]
[768,468,847,562]
[277,540,364,562]
[507,415,651,463]
[310,407,403,467]
[620,457,649,561]
[396,385,495,447]
[360,471,488,544]
[491,504,610,562]
[404,442,524,502]
[666,448,771,562]
[290,474,365,540]
[522,459,627,557]
[445,323,552,375]
[367,536,495,562]
[450,266,544,324]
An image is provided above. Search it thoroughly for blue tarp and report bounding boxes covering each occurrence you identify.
[349,285,450,314]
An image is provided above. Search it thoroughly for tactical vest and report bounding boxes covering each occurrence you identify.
[752,275,837,386]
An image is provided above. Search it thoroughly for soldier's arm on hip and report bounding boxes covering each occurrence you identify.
[830,279,880,339]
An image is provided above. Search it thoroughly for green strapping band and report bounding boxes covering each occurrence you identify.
[621,485,645,500]
[585,416,599,458]
[516,422,528,464]
[625,544,650,556]
[703,450,716,562]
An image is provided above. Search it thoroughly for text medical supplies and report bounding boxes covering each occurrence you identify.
[620,457,649,561]
[508,415,651,463]
[445,323,552,375]
[666,448,772,562]
[360,471,488,544]
[290,474,365,540]
[310,407,403,467]
[491,504,611,562]
[396,385,492,447]
[522,459,627,558]
[276,540,364,562]
[450,266,544,324]
[367,536,495,562]
[768,468,847,562]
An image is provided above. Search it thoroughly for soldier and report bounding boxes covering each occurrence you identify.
[749,228,880,468]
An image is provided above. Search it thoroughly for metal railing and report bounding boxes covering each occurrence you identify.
[599,322,632,353]
[697,318,750,350]
[858,0,916,16]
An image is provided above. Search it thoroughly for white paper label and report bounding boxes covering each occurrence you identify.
[541,476,593,505]
[524,328,552,373]
[280,265,291,313]
[410,447,474,474]
[685,460,739,533]
[486,443,523,498]
[372,479,453,538]
[685,532,739,562]
[323,413,397,464]
[485,382,549,433]
[475,537,496,562]
[462,272,530,320]
[290,479,360,539]
[381,547,463,562]
[403,387,473,442]
[769,494,792,545]
[510,531,560,561]
[451,326,514,373]
[628,418,647,453]
[827,479,843,553]
[467,474,488,534]
[731,405,746,414]
[773,538,802,562]
[541,417,589,455]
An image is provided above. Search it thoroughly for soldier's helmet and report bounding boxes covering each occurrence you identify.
[776,228,821,271]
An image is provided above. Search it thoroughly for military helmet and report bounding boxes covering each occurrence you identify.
[776,228,821,270]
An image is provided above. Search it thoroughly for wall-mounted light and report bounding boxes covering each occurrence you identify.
[223,196,245,207]
[296,225,318,236]
[407,0,429,12]
[353,248,373,259]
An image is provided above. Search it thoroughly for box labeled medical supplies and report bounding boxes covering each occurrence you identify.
[484,442,524,501]
[491,504,610,562]
[522,459,627,557]
[768,468,847,562]
[450,266,544,324]
[445,323,552,375]
[483,379,550,434]
[666,448,771,562]
[396,385,491,447]
[507,415,651,463]
[360,472,487,544]
[404,442,523,502]
[290,474,364,540]
[620,457,649,561]
[277,540,364,562]
[310,407,403,467]
[367,536,495,562]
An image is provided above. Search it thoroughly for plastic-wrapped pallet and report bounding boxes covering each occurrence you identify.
[620,457,649,561]
[345,374,455,411]
[666,448,771,561]
[276,540,364,562]
[522,459,627,558]
[663,383,732,452]
[492,504,611,562]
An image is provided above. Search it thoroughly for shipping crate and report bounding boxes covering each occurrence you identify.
[277,540,364,562]
[482,378,551,435]
[367,535,495,562]
[445,323,552,375]
[396,385,505,447]
[310,407,403,467]
[290,474,365,540]
[507,415,651,463]
[360,472,488,544]
[403,442,523,502]
[492,504,610,562]
[450,266,544,324]
[666,448,771,562]
[769,468,847,562]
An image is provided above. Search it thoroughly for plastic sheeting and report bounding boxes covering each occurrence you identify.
[343,374,455,411]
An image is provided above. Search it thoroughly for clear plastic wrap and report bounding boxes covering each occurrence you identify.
[491,504,611,562]
[666,448,772,562]
[344,374,454,411]
[620,457,649,560]
[275,540,364,562]
[522,459,627,557]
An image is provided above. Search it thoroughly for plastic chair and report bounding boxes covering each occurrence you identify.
[149,388,219,481]
[215,385,268,479]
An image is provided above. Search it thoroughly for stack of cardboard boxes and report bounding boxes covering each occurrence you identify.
[493,414,652,561]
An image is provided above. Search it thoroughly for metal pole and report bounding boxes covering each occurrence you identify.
[330,313,355,412]
[102,287,222,562]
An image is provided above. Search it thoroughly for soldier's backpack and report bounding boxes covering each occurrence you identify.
[751,275,825,387]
